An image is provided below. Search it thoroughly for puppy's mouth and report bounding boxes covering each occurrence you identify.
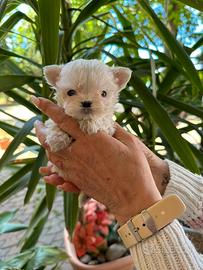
[81,108,93,115]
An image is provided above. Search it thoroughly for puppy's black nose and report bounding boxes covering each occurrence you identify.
[81,101,92,108]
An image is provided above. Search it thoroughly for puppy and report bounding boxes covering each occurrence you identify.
[43,59,132,203]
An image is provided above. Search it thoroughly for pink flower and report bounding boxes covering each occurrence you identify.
[73,222,106,257]
[72,199,114,258]
[84,199,113,235]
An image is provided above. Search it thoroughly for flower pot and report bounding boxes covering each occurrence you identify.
[64,229,135,270]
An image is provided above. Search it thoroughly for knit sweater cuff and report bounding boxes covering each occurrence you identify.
[130,220,203,270]
[164,160,203,229]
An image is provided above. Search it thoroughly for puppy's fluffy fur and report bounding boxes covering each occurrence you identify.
[44,59,132,181]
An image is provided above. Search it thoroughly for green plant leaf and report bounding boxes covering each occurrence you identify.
[46,184,56,211]
[0,120,37,146]
[112,6,136,43]
[137,0,203,93]
[191,36,203,52]
[0,250,33,269]
[0,116,38,170]
[24,148,46,204]
[176,0,203,11]
[158,67,179,94]
[158,93,203,118]
[0,11,33,40]
[64,192,79,238]
[0,47,41,67]
[0,210,16,225]
[190,144,203,167]
[38,0,60,98]
[25,246,68,269]
[21,214,49,251]
[20,196,49,251]
[24,0,38,14]
[0,164,32,203]
[0,164,32,196]
[0,173,31,204]
[69,0,114,39]
[130,72,199,173]
[0,0,8,22]
[0,223,27,234]
[4,90,40,114]
[38,0,60,65]
[0,75,37,92]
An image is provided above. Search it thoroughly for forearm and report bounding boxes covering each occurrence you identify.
[130,220,203,270]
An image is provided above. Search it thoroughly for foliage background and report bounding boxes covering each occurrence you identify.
[0,0,202,268]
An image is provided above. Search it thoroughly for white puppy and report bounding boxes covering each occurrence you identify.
[43,59,132,199]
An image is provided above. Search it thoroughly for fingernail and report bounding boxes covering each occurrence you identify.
[31,95,40,107]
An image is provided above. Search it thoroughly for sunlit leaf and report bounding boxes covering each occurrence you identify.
[176,0,203,11]
[0,11,33,40]
[69,0,115,38]
[130,72,199,173]
[137,0,203,93]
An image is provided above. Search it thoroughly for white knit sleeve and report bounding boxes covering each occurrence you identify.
[130,220,203,270]
[164,160,203,229]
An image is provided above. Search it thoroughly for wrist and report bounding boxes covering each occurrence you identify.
[117,195,186,249]
[116,190,162,225]
[152,159,170,195]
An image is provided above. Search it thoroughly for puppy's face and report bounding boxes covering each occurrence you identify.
[44,59,132,120]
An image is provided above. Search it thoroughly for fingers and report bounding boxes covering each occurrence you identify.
[113,123,135,146]
[31,96,83,139]
[44,174,65,186]
[44,174,80,193]
[39,164,53,175]
[58,182,80,193]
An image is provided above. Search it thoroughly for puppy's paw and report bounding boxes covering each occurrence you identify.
[45,119,72,152]
[46,132,71,152]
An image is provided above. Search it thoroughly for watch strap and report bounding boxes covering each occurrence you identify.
[117,195,186,249]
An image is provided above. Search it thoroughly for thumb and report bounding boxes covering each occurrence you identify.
[113,123,135,146]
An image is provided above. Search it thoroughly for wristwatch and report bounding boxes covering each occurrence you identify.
[117,195,186,249]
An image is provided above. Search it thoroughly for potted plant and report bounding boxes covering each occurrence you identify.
[64,199,134,270]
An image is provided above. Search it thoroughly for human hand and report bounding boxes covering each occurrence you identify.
[40,136,169,196]
[32,97,162,224]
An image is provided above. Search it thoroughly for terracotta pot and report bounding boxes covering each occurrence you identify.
[64,229,135,270]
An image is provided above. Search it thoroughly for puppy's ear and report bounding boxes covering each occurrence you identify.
[43,65,62,87]
[111,67,132,91]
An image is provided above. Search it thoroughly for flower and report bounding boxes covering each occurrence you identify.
[72,199,113,258]
[84,200,113,236]
[73,221,106,257]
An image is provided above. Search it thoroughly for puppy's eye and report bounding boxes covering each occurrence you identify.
[67,89,76,96]
[101,91,107,97]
